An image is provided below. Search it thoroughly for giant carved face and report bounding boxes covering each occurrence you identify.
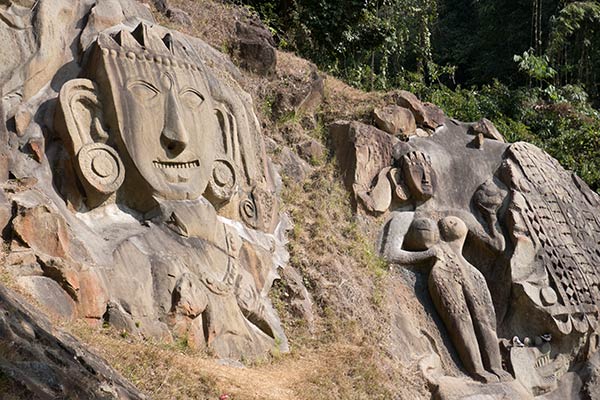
[402,151,436,201]
[97,28,219,202]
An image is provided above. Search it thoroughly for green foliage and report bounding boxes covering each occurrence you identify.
[241,0,600,192]
[547,1,600,101]
[514,50,557,83]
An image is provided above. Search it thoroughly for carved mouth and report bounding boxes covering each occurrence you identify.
[153,160,200,169]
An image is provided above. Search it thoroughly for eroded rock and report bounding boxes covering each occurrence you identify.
[233,20,276,76]
[468,118,505,142]
[0,284,146,399]
[330,120,398,211]
[1,6,290,364]
[373,105,416,136]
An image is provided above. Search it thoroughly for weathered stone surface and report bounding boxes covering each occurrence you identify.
[373,105,416,136]
[394,90,446,130]
[433,376,532,400]
[330,120,398,211]
[296,71,325,115]
[233,20,276,76]
[277,145,313,182]
[297,139,325,164]
[346,114,600,397]
[12,205,71,259]
[1,5,289,364]
[422,102,446,130]
[16,275,76,321]
[0,284,146,399]
[468,118,505,142]
[153,0,192,25]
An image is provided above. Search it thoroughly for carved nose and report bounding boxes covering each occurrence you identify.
[422,170,431,184]
[161,92,189,156]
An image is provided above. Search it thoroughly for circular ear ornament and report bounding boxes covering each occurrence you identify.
[206,158,237,203]
[240,195,258,229]
[76,143,125,194]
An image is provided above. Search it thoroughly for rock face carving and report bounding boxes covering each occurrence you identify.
[1,2,287,364]
[501,142,600,336]
[334,93,600,396]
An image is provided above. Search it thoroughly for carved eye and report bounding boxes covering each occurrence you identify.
[127,81,160,101]
[180,88,205,109]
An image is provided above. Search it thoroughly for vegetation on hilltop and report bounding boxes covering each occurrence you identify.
[240,0,600,192]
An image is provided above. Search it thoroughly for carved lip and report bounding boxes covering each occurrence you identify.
[153,160,200,169]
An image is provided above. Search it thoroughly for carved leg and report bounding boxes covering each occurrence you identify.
[465,267,513,382]
[428,266,499,383]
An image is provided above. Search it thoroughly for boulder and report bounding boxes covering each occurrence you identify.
[330,121,398,209]
[12,205,71,259]
[468,118,506,142]
[233,20,276,76]
[16,276,76,321]
[373,105,416,136]
[394,90,446,130]
[297,139,325,164]
[0,284,146,399]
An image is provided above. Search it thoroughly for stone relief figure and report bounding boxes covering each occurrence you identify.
[32,20,288,359]
[499,142,600,337]
[393,216,513,383]
[381,149,506,263]
[380,146,513,383]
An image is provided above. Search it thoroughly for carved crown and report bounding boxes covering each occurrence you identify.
[96,22,203,71]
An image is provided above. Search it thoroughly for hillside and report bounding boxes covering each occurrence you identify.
[0,1,599,399]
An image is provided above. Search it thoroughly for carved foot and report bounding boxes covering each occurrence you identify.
[472,370,499,383]
[491,368,513,382]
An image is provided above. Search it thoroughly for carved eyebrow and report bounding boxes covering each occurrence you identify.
[179,87,204,99]
[127,80,161,96]
[179,87,205,107]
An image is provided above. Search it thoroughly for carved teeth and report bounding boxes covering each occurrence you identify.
[153,160,200,169]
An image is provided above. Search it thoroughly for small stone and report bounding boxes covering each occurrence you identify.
[297,140,325,164]
[27,137,45,163]
[468,118,505,142]
[15,108,32,137]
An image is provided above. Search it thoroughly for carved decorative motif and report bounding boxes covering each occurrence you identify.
[76,143,124,194]
[504,142,600,334]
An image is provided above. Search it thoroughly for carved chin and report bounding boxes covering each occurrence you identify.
[415,188,434,201]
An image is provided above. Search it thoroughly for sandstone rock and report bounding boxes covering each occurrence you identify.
[27,136,44,162]
[36,254,80,300]
[415,128,431,137]
[422,102,446,129]
[0,191,11,234]
[373,105,416,136]
[16,275,76,321]
[14,108,31,137]
[330,121,398,209]
[278,145,313,182]
[468,118,506,142]
[394,90,426,124]
[394,90,446,130]
[12,205,70,259]
[0,284,146,399]
[279,265,315,333]
[0,14,289,364]
[153,0,192,25]
[371,112,600,397]
[77,268,109,319]
[234,20,276,76]
[0,151,9,182]
[297,71,325,115]
[433,376,532,400]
